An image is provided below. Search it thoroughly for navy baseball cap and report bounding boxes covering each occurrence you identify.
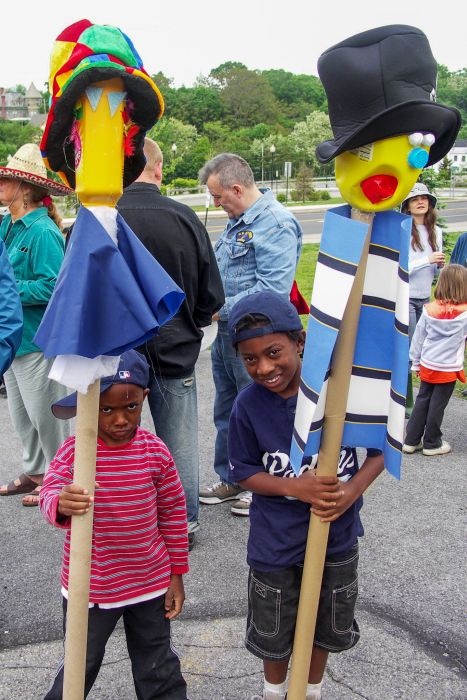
[52,350,150,420]
[229,291,303,346]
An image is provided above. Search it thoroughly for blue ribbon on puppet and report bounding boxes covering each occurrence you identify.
[34,206,185,358]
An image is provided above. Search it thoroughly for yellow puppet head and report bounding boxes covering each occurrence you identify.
[41,19,164,193]
[316,25,460,210]
[334,132,435,211]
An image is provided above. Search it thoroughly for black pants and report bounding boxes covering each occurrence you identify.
[44,596,188,700]
[405,380,455,449]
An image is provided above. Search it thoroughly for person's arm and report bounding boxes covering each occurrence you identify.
[155,445,189,575]
[408,250,445,274]
[238,470,342,513]
[449,233,467,267]
[39,439,77,528]
[219,218,301,320]
[0,241,22,375]
[409,314,427,372]
[15,225,64,306]
[193,223,225,328]
[312,451,384,523]
[164,574,185,620]
[229,393,340,514]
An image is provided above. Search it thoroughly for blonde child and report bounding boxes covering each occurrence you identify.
[403,264,467,456]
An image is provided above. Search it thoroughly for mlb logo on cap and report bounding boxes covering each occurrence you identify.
[52,350,150,420]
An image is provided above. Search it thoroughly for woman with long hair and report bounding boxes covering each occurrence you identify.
[401,182,445,342]
[0,144,72,506]
[401,182,445,417]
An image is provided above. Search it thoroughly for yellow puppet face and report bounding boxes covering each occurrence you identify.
[74,78,126,206]
[335,133,435,212]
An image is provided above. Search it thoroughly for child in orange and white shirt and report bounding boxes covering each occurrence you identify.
[403,264,467,456]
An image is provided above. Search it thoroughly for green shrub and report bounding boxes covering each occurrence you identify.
[276,193,287,203]
[170,178,199,190]
[320,190,331,200]
[308,189,320,201]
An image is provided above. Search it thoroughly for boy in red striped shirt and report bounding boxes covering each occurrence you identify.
[40,350,189,700]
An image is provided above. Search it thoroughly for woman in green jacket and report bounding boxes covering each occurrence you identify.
[0,144,72,506]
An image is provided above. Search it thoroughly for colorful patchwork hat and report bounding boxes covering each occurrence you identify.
[0,143,72,196]
[40,19,164,189]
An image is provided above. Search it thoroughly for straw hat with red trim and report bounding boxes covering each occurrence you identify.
[0,143,72,196]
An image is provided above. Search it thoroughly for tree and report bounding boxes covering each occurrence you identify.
[219,68,280,128]
[148,117,198,180]
[262,69,327,125]
[250,133,293,183]
[165,86,224,132]
[289,111,333,171]
[0,120,41,166]
[175,136,213,179]
[437,156,451,183]
[209,61,248,87]
[151,71,175,92]
[437,65,467,138]
[292,164,314,202]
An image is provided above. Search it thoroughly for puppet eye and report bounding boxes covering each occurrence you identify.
[108,91,127,117]
[408,148,429,169]
[85,87,104,111]
[422,133,435,147]
[84,87,127,116]
[408,133,423,146]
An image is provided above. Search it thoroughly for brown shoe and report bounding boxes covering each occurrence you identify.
[0,473,40,496]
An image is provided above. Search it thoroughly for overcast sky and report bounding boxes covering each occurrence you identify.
[2,1,465,91]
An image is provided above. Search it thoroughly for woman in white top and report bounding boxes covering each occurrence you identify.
[401,182,445,344]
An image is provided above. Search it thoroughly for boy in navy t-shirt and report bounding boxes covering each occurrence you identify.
[227,291,384,700]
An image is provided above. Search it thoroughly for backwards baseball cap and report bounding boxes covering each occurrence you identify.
[229,291,303,346]
[52,349,149,419]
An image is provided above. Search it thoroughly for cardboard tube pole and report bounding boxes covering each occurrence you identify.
[287,209,374,699]
[63,381,100,699]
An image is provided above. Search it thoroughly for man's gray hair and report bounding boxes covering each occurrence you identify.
[199,153,255,188]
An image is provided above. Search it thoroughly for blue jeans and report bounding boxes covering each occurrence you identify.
[147,371,199,533]
[409,296,430,346]
[211,323,252,484]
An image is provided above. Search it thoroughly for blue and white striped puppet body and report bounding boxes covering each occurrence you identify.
[290,205,411,479]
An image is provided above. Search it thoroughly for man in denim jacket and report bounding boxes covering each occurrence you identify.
[198,153,302,515]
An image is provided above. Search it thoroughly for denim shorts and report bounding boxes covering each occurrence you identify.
[245,545,360,661]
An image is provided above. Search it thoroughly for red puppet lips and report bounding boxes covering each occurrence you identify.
[360,175,398,204]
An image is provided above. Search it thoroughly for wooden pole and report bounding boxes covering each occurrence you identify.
[61,77,125,699]
[287,209,374,699]
[63,381,100,699]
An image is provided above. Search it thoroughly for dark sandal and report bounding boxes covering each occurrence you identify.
[22,486,41,507]
[0,473,39,496]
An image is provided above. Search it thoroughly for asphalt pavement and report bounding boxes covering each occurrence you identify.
[0,351,466,699]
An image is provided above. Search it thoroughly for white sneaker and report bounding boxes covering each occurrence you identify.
[402,442,423,454]
[231,491,252,516]
[422,441,452,456]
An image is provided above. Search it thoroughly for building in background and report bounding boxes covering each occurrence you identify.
[0,83,45,125]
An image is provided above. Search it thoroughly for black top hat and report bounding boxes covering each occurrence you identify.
[316,25,461,166]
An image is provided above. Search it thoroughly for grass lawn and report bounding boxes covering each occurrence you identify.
[295,232,466,399]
